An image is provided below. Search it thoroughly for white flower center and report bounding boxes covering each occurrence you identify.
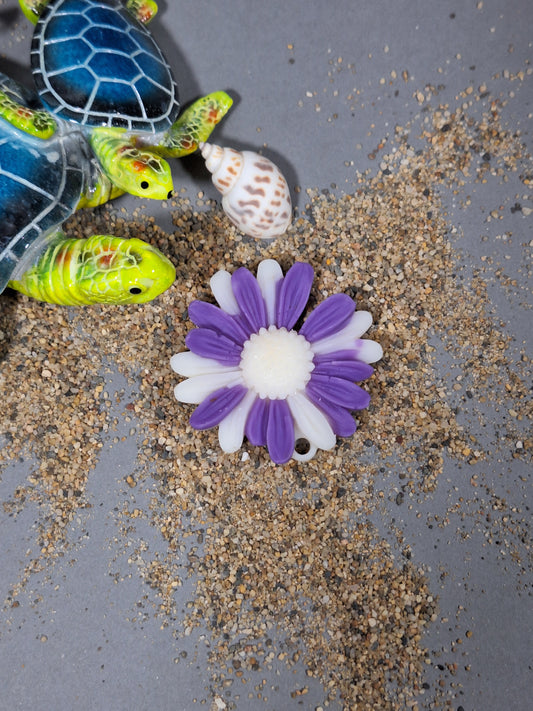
[240,326,314,399]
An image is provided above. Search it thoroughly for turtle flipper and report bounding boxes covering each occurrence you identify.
[20,0,158,24]
[8,232,175,305]
[0,88,56,139]
[18,0,49,24]
[155,92,233,158]
[125,0,158,24]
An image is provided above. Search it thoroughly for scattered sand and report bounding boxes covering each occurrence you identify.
[1,80,531,709]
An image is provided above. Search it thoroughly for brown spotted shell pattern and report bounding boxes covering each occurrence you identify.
[199,143,292,239]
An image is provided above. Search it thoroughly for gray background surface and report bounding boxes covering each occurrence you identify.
[0,1,531,710]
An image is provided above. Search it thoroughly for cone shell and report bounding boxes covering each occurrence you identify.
[200,142,292,239]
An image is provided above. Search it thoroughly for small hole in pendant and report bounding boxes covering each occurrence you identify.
[294,438,311,455]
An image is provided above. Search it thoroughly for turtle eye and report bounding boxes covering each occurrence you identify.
[129,286,143,295]
[140,181,150,190]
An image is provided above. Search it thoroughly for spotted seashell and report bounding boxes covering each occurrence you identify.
[199,142,292,239]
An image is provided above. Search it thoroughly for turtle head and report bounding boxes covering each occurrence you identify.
[90,128,174,200]
[117,149,174,200]
[8,235,175,305]
[75,236,176,304]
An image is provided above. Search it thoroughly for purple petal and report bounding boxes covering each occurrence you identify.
[188,301,250,345]
[185,328,243,365]
[314,349,372,363]
[231,267,268,332]
[308,373,371,410]
[305,384,357,437]
[190,384,247,430]
[312,356,374,382]
[299,293,355,342]
[245,396,269,446]
[267,399,295,464]
[275,262,314,330]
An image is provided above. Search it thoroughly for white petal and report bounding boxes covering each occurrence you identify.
[170,351,237,376]
[210,269,239,315]
[256,259,283,325]
[310,311,373,354]
[355,339,384,364]
[287,391,336,451]
[218,389,256,453]
[174,370,243,403]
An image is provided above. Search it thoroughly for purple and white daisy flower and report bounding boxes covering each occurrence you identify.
[170,260,383,464]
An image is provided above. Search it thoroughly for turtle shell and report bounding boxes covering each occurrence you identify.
[31,0,180,133]
[0,76,88,293]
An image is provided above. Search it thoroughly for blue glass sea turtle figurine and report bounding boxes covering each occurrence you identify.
[0,0,232,304]
[0,73,177,304]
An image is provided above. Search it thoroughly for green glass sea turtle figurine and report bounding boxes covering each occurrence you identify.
[0,0,232,304]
